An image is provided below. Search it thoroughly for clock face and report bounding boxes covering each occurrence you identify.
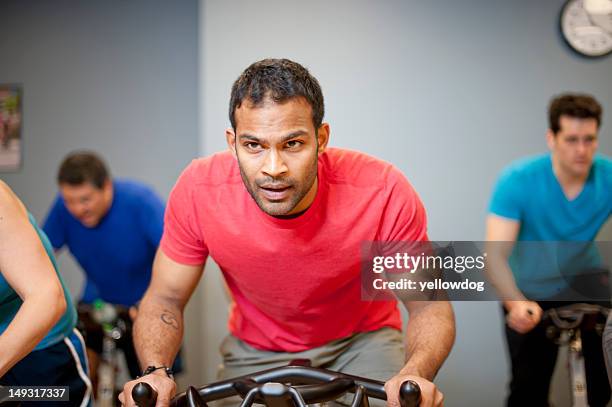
[560,0,612,57]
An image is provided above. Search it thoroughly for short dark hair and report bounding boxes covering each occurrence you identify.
[57,151,110,189]
[229,58,324,130]
[548,93,602,133]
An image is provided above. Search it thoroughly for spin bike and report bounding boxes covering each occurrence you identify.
[78,300,130,407]
[543,303,610,407]
[131,360,421,407]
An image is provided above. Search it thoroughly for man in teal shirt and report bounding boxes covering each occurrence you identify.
[487,93,611,406]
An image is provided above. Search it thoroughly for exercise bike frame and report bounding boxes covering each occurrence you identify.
[543,303,609,407]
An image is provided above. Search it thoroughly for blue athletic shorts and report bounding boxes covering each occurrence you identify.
[0,328,93,407]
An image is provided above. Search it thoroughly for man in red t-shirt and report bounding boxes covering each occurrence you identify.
[120,59,455,407]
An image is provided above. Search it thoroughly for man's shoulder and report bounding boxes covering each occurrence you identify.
[46,192,69,217]
[114,179,161,201]
[321,148,401,188]
[594,154,612,171]
[593,154,612,185]
[180,151,240,187]
[498,154,549,180]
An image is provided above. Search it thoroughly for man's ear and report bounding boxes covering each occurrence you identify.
[546,129,555,151]
[316,123,330,154]
[226,127,237,156]
[102,179,114,203]
[102,179,113,193]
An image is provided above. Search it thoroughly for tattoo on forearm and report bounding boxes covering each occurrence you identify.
[160,309,179,330]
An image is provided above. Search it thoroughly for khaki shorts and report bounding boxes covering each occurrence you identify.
[214,327,405,406]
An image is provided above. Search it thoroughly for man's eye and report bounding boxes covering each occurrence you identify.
[244,142,261,150]
[285,140,303,149]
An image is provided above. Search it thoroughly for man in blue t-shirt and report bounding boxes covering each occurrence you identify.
[43,151,174,383]
[486,94,611,406]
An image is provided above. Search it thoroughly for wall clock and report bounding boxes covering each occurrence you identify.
[560,0,612,57]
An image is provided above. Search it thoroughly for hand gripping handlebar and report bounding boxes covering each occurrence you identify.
[132,364,421,407]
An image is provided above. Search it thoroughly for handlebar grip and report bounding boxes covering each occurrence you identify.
[399,380,421,407]
[132,382,158,407]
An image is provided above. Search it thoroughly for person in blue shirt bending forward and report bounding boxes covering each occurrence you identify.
[486,93,611,406]
[43,151,181,389]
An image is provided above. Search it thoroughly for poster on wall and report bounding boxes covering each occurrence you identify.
[0,84,23,171]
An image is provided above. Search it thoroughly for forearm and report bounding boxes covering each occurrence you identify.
[400,301,455,380]
[119,251,201,406]
[133,291,184,370]
[485,253,525,304]
[0,290,65,377]
[484,217,523,304]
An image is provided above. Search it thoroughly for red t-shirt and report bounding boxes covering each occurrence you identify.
[160,147,428,352]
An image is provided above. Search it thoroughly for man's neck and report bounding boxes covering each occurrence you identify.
[551,155,588,200]
[275,208,308,219]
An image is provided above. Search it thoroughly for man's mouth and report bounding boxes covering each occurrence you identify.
[80,213,94,223]
[258,184,292,201]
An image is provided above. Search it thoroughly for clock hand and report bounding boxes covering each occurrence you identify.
[583,0,612,34]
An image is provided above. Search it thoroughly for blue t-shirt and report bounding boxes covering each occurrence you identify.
[43,179,164,306]
[489,154,612,297]
[0,213,76,350]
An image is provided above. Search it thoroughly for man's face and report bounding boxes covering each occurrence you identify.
[547,115,599,179]
[226,97,329,217]
[60,181,113,227]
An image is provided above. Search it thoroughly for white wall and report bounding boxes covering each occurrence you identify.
[198,1,612,406]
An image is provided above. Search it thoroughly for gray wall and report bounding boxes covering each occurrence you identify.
[199,1,612,406]
[0,0,202,385]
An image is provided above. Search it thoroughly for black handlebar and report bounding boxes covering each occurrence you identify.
[544,303,609,330]
[133,382,158,407]
[400,381,421,407]
[132,365,421,407]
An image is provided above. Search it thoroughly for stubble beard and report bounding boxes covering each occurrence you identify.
[237,153,318,217]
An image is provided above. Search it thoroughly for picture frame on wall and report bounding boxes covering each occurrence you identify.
[0,84,23,171]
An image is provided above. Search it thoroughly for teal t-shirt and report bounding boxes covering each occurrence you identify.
[0,213,76,350]
[489,154,612,298]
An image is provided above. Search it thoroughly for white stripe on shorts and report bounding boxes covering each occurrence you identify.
[63,328,93,407]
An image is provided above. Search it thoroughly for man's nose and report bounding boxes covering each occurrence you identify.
[71,203,87,216]
[261,149,288,178]
[576,140,588,155]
